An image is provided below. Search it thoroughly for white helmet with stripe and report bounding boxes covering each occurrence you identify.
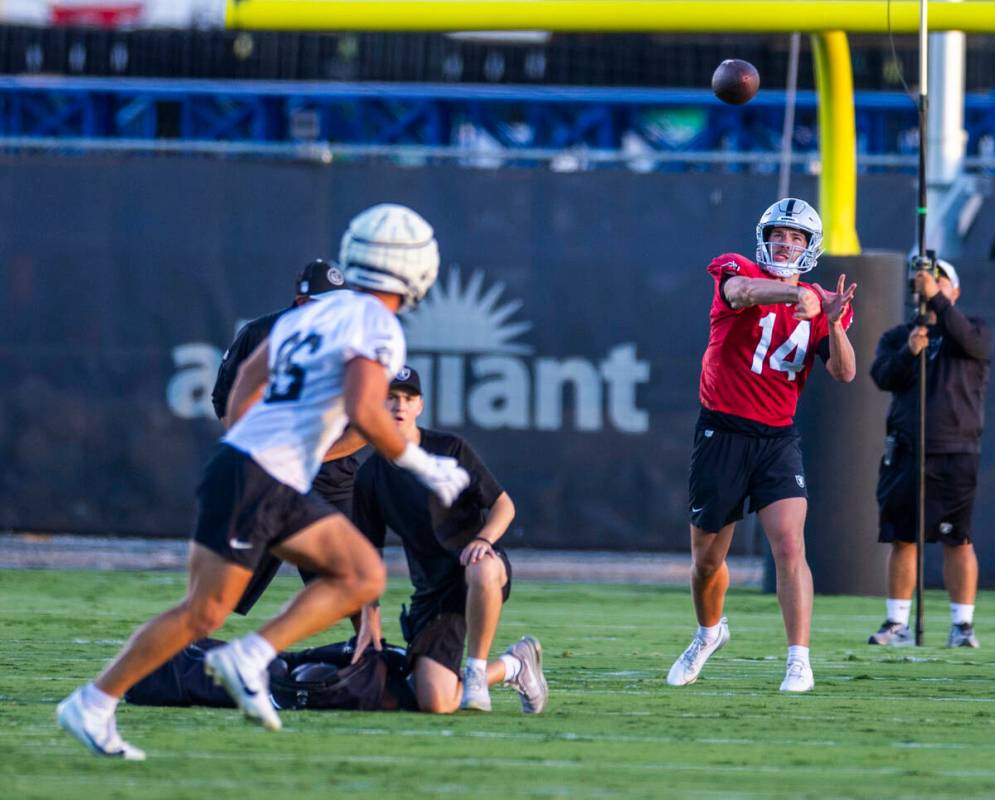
[340,203,440,311]
[755,197,824,277]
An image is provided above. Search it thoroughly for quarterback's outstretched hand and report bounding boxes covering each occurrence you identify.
[394,442,470,507]
[812,274,857,323]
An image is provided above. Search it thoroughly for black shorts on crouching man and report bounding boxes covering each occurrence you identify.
[688,409,808,533]
[878,441,979,546]
[192,444,337,571]
[403,547,513,676]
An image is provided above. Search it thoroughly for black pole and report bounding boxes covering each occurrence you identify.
[914,0,929,647]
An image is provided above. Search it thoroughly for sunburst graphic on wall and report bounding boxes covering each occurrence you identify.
[403,267,533,354]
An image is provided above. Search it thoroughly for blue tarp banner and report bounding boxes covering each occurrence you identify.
[1,156,992,575]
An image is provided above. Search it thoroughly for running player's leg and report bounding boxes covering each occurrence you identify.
[202,513,384,731]
[97,544,252,697]
[57,544,252,759]
[263,514,385,650]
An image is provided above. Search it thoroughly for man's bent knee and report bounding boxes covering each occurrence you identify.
[465,556,504,590]
[416,686,458,714]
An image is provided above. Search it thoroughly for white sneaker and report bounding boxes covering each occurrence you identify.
[504,635,549,714]
[667,618,730,686]
[204,642,282,731]
[779,659,815,692]
[948,623,980,648]
[56,687,146,760]
[460,666,491,711]
[868,619,913,646]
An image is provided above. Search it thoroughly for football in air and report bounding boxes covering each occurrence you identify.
[711,59,760,105]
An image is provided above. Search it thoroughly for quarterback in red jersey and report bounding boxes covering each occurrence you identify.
[668,197,857,693]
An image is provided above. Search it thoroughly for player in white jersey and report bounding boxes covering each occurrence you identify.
[57,204,470,760]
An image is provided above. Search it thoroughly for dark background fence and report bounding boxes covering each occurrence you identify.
[3,24,995,91]
[1,154,994,582]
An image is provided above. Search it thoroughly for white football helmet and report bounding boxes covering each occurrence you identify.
[339,203,440,311]
[755,198,824,277]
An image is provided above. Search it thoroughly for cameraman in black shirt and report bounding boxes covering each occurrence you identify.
[868,260,992,648]
[352,367,548,714]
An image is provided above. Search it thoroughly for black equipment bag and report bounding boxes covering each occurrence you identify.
[124,638,234,707]
[125,638,417,712]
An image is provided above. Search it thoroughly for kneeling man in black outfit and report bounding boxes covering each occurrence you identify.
[352,367,548,714]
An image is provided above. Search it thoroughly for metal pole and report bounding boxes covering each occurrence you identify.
[914,0,929,647]
[777,32,801,199]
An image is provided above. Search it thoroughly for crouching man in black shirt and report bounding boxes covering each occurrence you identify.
[868,261,992,648]
[352,367,548,714]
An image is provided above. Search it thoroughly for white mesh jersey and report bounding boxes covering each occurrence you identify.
[224,290,406,493]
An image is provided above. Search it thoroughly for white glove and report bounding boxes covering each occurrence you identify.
[394,442,470,507]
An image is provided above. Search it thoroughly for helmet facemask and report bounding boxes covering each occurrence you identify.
[755,198,824,278]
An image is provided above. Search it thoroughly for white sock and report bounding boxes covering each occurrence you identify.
[951,603,975,626]
[238,632,277,671]
[787,645,810,666]
[81,683,118,716]
[697,622,722,644]
[886,598,912,627]
[465,657,487,674]
[500,654,522,682]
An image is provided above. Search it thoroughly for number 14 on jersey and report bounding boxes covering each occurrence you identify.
[751,313,810,381]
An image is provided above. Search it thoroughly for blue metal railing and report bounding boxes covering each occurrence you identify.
[0,76,992,171]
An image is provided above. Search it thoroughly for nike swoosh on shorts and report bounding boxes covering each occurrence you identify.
[229,538,253,550]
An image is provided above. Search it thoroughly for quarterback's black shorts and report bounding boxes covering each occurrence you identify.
[192,444,338,571]
[878,445,979,546]
[688,412,807,533]
[404,548,513,676]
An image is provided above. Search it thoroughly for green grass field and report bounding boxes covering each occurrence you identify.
[3,569,995,799]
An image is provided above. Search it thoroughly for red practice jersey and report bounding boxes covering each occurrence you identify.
[699,253,855,427]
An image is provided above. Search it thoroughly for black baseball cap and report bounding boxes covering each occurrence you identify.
[296,259,347,298]
[390,366,422,395]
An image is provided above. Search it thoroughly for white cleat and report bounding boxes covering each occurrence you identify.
[459,666,492,711]
[56,688,146,761]
[779,659,815,693]
[204,643,282,731]
[505,635,549,714]
[667,618,730,686]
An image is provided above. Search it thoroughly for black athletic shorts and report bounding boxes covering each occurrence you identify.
[688,411,807,533]
[403,547,513,676]
[877,444,979,546]
[192,444,338,571]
